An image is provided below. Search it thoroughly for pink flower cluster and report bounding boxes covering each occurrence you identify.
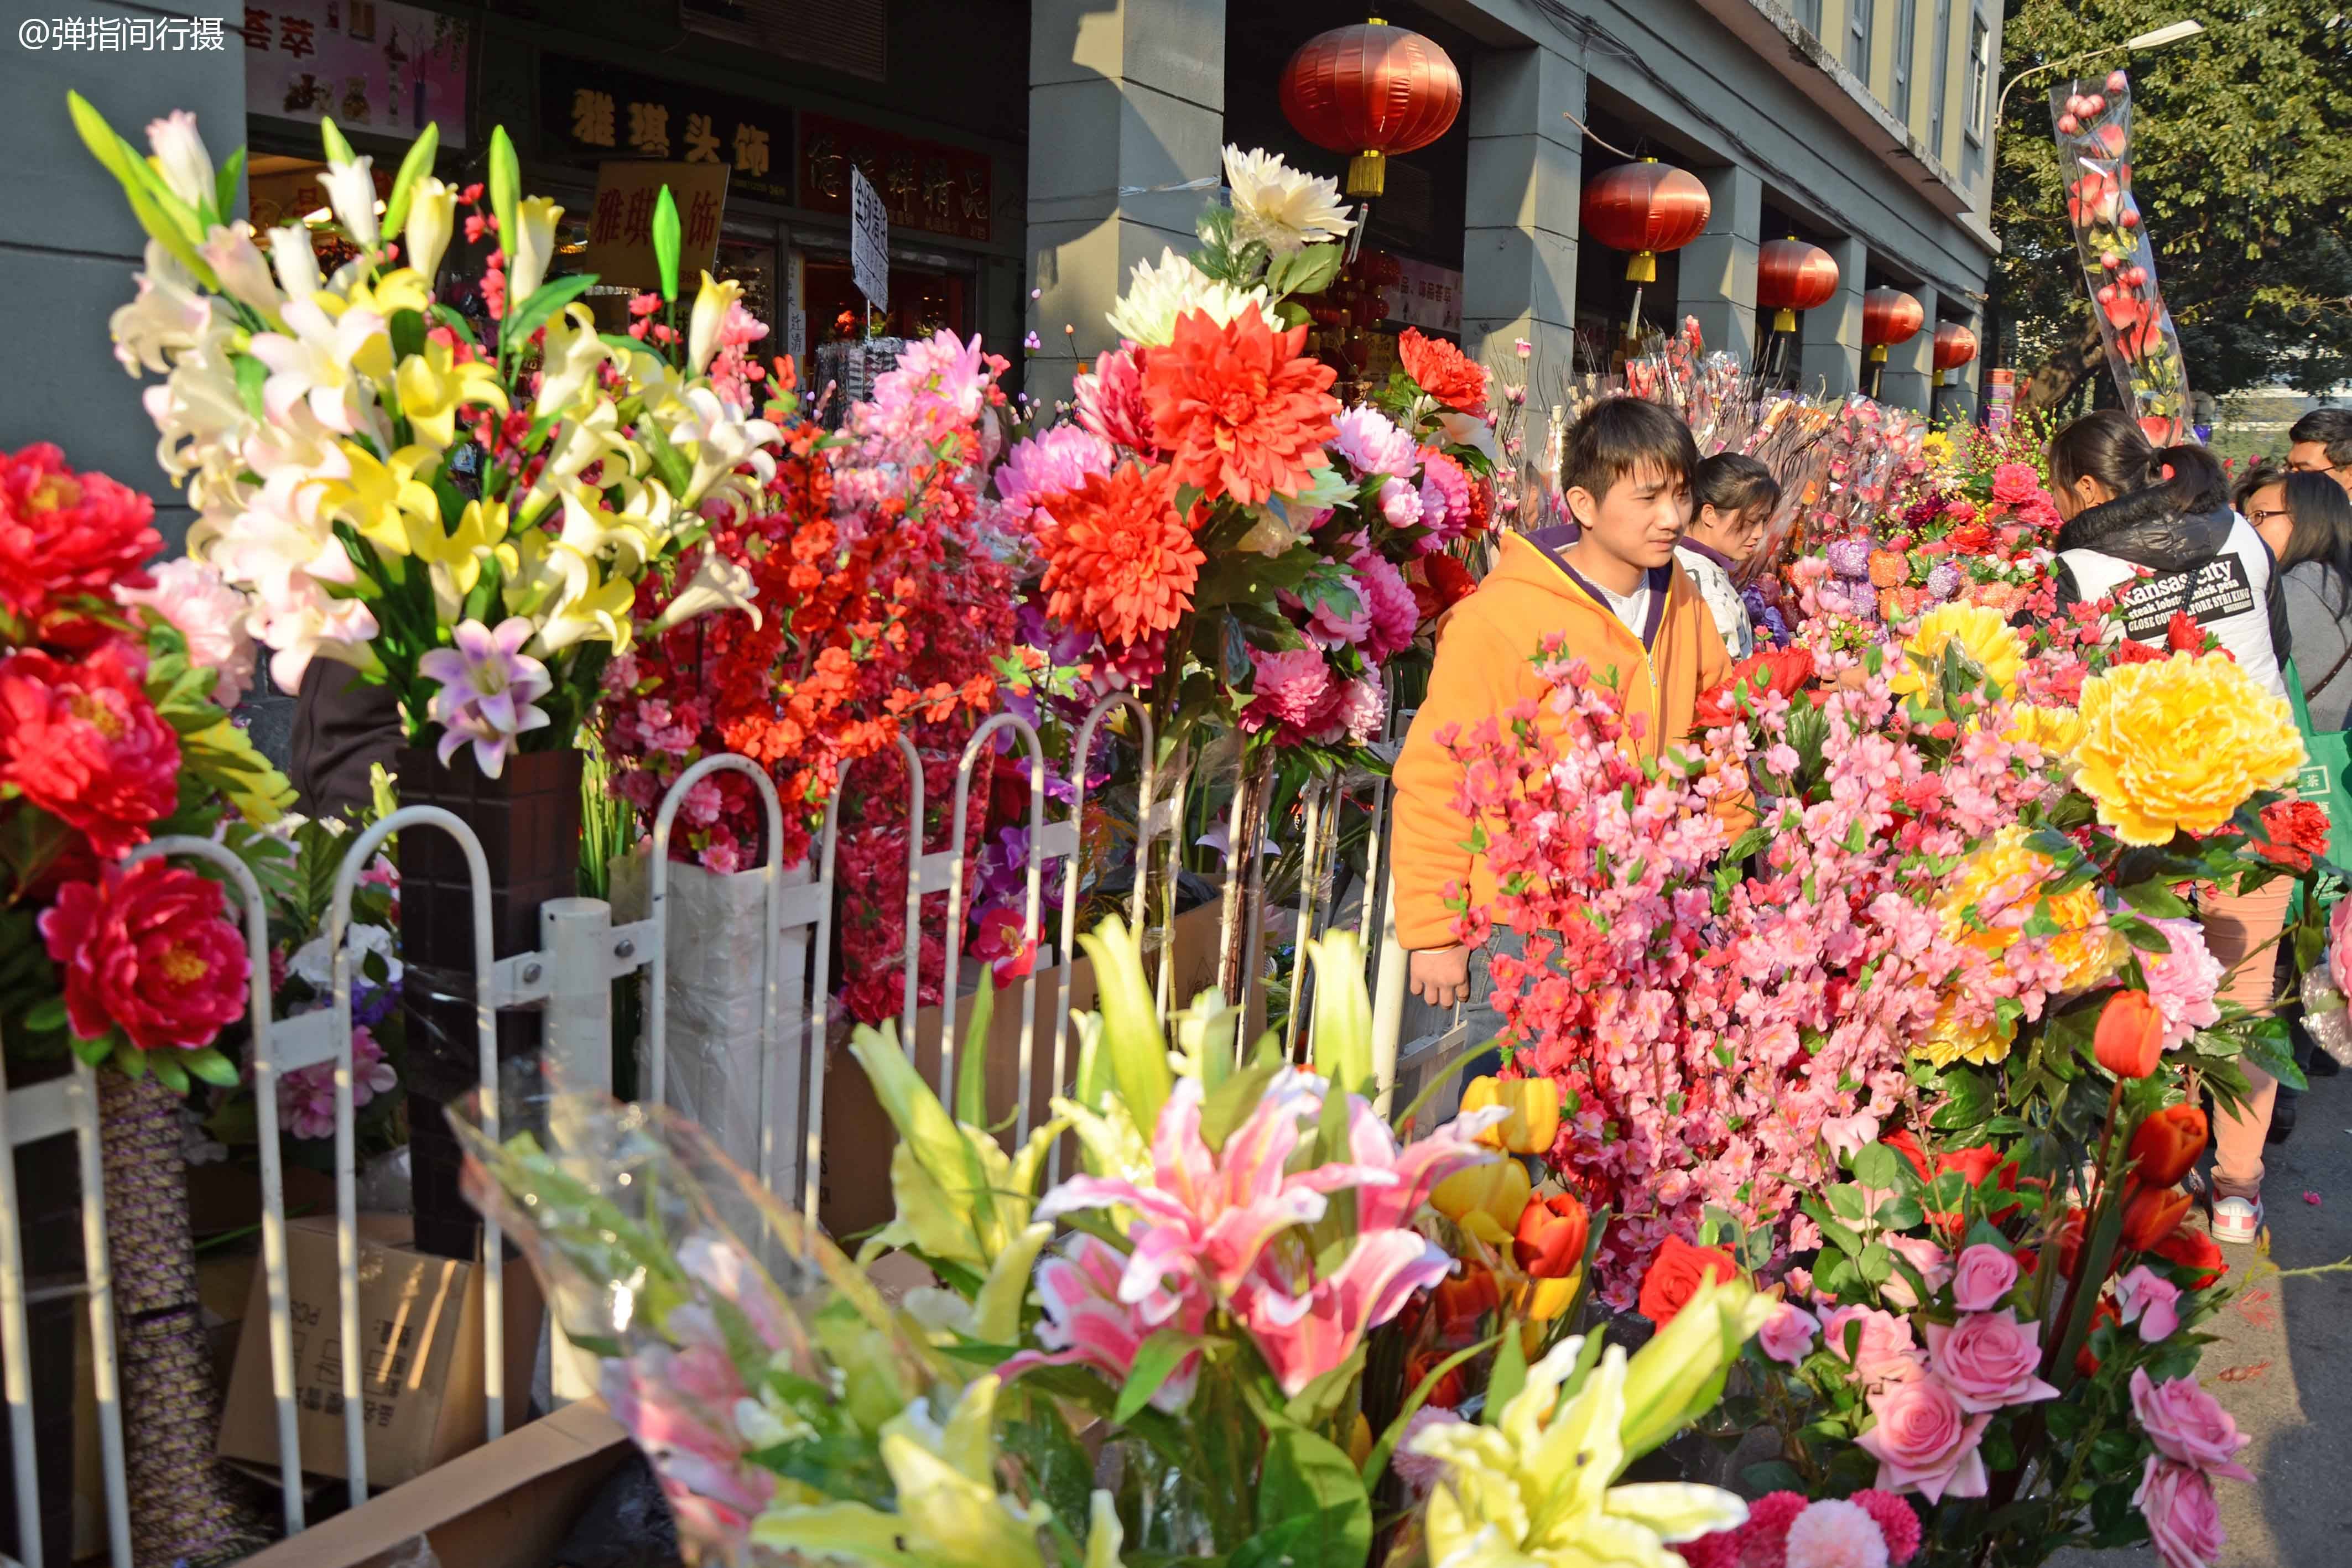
[277,1022,397,1140]
[2129,1369,2252,1568]
[1683,1489,1922,1568]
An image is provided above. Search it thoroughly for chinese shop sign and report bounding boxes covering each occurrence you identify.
[584,161,730,294]
[540,57,793,207]
[850,165,889,311]
[1382,257,1463,335]
[799,113,991,244]
[242,1,471,148]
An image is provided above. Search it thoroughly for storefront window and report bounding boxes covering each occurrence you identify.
[802,255,968,346]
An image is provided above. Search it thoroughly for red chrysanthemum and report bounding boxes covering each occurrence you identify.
[2257,799,2330,872]
[38,857,250,1051]
[1398,327,1489,412]
[1036,464,1204,648]
[0,640,179,859]
[1141,309,1338,506]
[0,443,159,626]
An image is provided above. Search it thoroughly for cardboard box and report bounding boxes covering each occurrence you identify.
[217,1215,488,1489]
[236,1398,632,1568]
[820,897,1254,1238]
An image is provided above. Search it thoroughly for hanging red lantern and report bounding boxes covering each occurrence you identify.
[1933,322,1979,386]
[1580,159,1711,283]
[1280,20,1463,199]
[1862,288,1925,362]
[1756,238,1839,334]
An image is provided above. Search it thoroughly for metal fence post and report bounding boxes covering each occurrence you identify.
[540,897,617,1097]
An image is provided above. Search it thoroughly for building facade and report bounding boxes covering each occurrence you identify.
[1028,0,1999,420]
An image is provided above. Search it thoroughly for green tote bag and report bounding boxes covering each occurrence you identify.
[2285,653,2352,914]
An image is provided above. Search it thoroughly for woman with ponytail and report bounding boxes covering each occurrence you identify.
[2048,410,2293,1246]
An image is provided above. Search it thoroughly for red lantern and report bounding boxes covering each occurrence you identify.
[1756,238,1839,334]
[1933,322,1979,386]
[1280,21,1463,198]
[1862,288,1925,363]
[1580,159,1711,283]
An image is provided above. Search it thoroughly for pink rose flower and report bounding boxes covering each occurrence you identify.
[2115,1264,2182,1343]
[2134,1457,2226,1568]
[1822,1305,1921,1387]
[1759,1300,1820,1365]
[1922,1310,2059,1412]
[1855,1374,1992,1503]
[2130,1369,2254,1481]
[1950,1244,2020,1312]
[1820,1112,1880,1161]
[1882,1236,1952,1309]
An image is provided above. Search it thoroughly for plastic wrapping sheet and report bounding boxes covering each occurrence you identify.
[608,842,814,1182]
[2049,75,2193,443]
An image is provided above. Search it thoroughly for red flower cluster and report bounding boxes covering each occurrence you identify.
[0,641,179,861]
[0,441,159,633]
[1694,646,1815,727]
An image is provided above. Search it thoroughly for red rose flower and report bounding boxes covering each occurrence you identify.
[0,640,179,859]
[1397,327,1489,412]
[0,444,159,626]
[1695,647,1815,726]
[2256,800,2330,872]
[1141,309,1339,506]
[2166,611,2207,654]
[2151,1223,2226,1289]
[1636,1234,1739,1326]
[2111,639,2168,666]
[37,858,249,1051]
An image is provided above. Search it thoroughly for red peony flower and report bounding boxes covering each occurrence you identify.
[0,640,179,859]
[1695,646,1815,726]
[38,858,249,1051]
[0,444,160,627]
[1947,522,1995,555]
[2111,639,2168,666]
[1141,310,1339,506]
[1636,1233,1739,1326]
[2256,800,2329,872]
[1398,327,1489,412]
[1035,464,1204,648]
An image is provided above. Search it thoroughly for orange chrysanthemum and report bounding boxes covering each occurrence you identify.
[1398,327,1489,412]
[1141,308,1339,506]
[1037,464,1204,647]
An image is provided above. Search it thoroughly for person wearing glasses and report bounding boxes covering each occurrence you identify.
[2288,408,2352,498]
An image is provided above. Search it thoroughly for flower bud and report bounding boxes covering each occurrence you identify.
[2094,989,2166,1079]
[2129,1104,2209,1189]
[1512,1191,1591,1279]
[1430,1154,1531,1247]
[1459,1074,1561,1155]
[2122,1184,2194,1253]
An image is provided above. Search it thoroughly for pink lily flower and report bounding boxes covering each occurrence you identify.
[1345,1097,1512,1233]
[1034,1070,1399,1316]
[998,1234,1210,1411]
[1232,1229,1456,1395]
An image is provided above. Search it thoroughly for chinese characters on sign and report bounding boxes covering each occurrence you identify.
[17,17,227,49]
[242,0,470,148]
[800,113,991,244]
[850,165,889,314]
[1381,258,1464,335]
[540,58,792,207]
[584,162,731,295]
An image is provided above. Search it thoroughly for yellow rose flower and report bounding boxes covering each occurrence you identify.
[1888,602,2026,699]
[2002,702,2084,759]
[2075,652,2306,845]
[1916,998,2013,1069]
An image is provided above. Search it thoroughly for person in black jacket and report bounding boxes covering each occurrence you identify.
[2047,411,2293,1245]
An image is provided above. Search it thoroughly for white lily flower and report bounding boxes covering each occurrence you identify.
[508,196,562,302]
[111,239,221,375]
[145,110,215,211]
[268,223,324,302]
[140,334,251,494]
[667,386,780,505]
[534,304,612,419]
[289,923,403,988]
[646,550,761,636]
[402,176,457,285]
[200,222,284,317]
[321,155,379,249]
[248,296,394,435]
[685,270,742,375]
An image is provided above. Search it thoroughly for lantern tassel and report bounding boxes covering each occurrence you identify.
[1346,207,1367,264]
[1625,250,1658,284]
[1773,306,1797,335]
[1348,149,1387,198]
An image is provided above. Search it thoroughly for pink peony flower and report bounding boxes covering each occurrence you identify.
[1418,451,1472,544]
[1330,405,1419,478]
[2130,1369,2254,1481]
[2141,917,2223,1048]
[1822,1305,1920,1386]
[1783,1498,1890,1568]
[277,1023,397,1140]
[1379,476,1423,527]
[1949,1244,2020,1312]
[117,556,256,707]
[2115,1264,2183,1343]
[1759,1300,1820,1365]
[2135,1457,2227,1568]
[1849,1491,1922,1565]
[1353,548,1420,662]
[1881,1236,1952,1310]
[1990,463,2044,507]
[994,425,1115,528]
[1921,1310,2059,1411]
[1246,647,1333,732]
[39,857,248,1052]
[1313,674,1386,747]
[1856,1374,1991,1502]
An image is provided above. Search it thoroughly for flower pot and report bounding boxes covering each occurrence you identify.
[397,746,583,1259]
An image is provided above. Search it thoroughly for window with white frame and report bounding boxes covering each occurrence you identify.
[1893,0,1917,119]
[1930,0,1953,148]
[1849,0,1876,79]
[1966,13,1990,142]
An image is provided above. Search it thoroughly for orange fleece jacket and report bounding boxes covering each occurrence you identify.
[1391,525,1739,952]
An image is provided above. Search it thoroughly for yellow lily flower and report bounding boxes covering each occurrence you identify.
[345,265,435,319]
[396,336,508,450]
[317,441,441,556]
[410,496,511,619]
[687,269,743,374]
[523,543,637,654]
[535,304,613,420]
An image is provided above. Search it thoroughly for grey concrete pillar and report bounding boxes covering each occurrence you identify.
[1681,165,1762,369]
[1463,44,1583,384]
[2,3,244,554]
[1878,283,1938,412]
[1027,0,1226,410]
[1800,233,1868,399]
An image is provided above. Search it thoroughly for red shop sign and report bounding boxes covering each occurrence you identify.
[799,112,991,243]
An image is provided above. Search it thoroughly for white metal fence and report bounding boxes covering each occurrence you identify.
[0,692,1485,1562]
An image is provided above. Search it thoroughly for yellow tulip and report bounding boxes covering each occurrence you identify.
[1523,1273,1578,1324]
[395,336,508,449]
[1430,1153,1531,1246]
[1460,1075,1562,1155]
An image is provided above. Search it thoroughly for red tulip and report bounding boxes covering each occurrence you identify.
[1432,1263,1501,1341]
[2094,991,2166,1079]
[1404,1347,1466,1408]
[1513,1191,1592,1279]
[2077,1298,2122,1378]
[2123,1184,2194,1252]
[2152,1223,2226,1289]
[2130,1105,2210,1188]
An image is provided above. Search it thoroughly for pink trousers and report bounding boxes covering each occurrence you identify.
[2204,879,2293,1204]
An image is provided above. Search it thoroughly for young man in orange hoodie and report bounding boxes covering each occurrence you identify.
[1394,396,1738,1017]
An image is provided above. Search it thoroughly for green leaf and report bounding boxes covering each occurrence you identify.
[1849,1144,1902,1190]
[1285,243,1344,298]
[503,273,601,346]
[235,355,269,421]
[1198,1060,1281,1155]
[149,1053,190,1096]
[1484,1321,1528,1426]
[1111,1329,1201,1425]
[1253,1424,1371,1568]
[214,146,246,228]
[955,974,996,1129]
[383,123,441,239]
[183,1047,243,1089]
[22,997,67,1034]
[653,185,683,302]
[1855,1242,1893,1284]
[2118,879,2194,919]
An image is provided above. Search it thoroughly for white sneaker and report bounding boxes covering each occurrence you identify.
[2211,1196,2263,1246]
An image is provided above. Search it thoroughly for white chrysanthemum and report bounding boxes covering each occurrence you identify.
[1223,145,1353,255]
[1104,247,1283,347]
